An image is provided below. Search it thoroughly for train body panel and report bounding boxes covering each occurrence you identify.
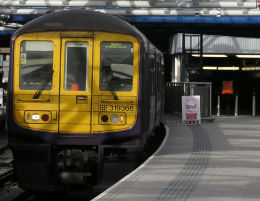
[7,10,164,191]
[12,32,139,135]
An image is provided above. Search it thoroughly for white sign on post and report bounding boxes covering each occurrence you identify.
[182,96,201,123]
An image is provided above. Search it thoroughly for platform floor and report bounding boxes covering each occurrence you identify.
[92,115,260,201]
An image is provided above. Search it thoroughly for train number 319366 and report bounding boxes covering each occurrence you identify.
[108,104,135,112]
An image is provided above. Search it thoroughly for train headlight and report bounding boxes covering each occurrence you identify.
[110,114,119,123]
[99,112,126,125]
[26,113,30,122]
[41,114,49,121]
[120,115,124,123]
[31,113,40,122]
[101,115,109,122]
[24,111,52,124]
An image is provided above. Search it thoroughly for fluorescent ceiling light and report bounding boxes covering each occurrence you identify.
[242,67,260,71]
[192,54,227,58]
[203,66,217,70]
[236,55,260,58]
[218,67,239,71]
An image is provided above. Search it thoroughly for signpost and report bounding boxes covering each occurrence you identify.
[182,96,201,124]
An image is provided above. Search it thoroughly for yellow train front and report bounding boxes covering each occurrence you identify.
[7,10,164,191]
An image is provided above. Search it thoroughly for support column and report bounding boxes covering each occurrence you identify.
[235,95,238,117]
[171,54,181,82]
[252,93,256,117]
[217,95,221,116]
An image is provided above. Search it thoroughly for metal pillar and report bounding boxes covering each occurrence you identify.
[235,95,238,117]
[172,55,181,82]
[190,84,195,96]
[209,83,212,117]
[217,95,221,116]
[252,94,256,117]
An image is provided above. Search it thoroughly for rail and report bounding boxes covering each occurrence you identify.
[0,169,14,186]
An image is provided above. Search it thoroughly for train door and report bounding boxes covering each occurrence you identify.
[59,38,93,134]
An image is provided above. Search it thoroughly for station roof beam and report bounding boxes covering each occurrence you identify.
[0,0,260,34]
[0,0,257,9]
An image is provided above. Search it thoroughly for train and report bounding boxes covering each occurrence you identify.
[7,10,164,191]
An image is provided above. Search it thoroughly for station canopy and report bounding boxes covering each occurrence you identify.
[1,0,260,35]
[171,33,260,54]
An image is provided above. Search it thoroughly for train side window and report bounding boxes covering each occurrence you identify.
[100,42,133,92]
[19,41,53,90]
[64,42,88,91]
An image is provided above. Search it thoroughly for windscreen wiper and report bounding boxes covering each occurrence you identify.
[108,83,119,100]
[33,69,54,99]
[105,72,119,100]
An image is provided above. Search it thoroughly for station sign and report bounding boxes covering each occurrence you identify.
[182,96,201,122]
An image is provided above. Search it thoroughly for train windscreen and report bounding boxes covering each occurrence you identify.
[19,41,53,90]
[100,42,133,92]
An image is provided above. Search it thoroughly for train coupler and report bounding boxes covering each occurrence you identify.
[59,171,92,184]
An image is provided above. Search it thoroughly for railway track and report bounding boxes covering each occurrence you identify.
[0,144,14,186]
[0,144,32,201]
[0,145,9,155]
[0,168,14,186]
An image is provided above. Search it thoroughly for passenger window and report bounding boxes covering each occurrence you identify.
[19,41,53,90]
[100,42,133,92]
[64,42,88,91]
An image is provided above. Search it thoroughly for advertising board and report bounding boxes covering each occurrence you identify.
[182,96,201,122]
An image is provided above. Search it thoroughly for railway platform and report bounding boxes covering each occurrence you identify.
[92,114,260,201]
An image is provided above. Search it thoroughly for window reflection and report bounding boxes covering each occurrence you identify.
[64,42,88,91]
[100,42,133,92]
[19,41,53,90]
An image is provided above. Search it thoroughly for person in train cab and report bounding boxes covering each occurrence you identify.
[70,70,80,91]
[71,81,79,91]
[70,62,86,91]
[222,80,234,115]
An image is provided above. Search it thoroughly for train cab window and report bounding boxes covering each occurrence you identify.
[64,42,88,91]
[100,42,133,92]
[19,41,53,90]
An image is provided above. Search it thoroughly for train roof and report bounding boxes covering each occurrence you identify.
[12,10,147,42]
